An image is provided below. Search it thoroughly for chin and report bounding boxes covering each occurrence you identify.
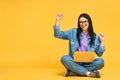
[82,28,87,31]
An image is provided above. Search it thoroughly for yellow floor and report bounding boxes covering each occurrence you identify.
[0,67,119,80]
[0,60,119,80]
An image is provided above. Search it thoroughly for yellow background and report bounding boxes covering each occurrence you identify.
[0,0,120,80]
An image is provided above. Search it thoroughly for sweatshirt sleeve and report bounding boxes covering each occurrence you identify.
[94,35,105,57]
[54,25,73,40]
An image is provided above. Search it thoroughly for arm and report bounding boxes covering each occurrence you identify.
[54,14,72,40]
[55,13,62,26]
[99,34,105,48]
[95,34,105,57]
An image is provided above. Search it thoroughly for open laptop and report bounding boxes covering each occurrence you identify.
[73,51,95,63]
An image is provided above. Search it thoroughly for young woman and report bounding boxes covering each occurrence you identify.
[54,13,105,78]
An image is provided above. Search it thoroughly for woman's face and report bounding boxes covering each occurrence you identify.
[79,17,89,31]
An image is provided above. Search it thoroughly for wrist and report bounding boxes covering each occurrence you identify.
[101,41,105,48]
[55,19,60,26]
[56,18,60,21]
[101,41,105,44]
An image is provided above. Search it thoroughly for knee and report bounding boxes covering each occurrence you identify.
[96,58,104,67]
[61,55,72,63]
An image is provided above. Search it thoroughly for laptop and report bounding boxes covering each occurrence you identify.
[73,51,95,63]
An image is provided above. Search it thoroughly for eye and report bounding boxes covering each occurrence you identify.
[80,20,88,24]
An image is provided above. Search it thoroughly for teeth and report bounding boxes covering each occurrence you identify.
[82,26,85,28]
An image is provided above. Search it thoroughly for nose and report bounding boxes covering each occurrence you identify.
[82,22,86,26]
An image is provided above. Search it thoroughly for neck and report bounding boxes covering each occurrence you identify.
[82,30,88,34]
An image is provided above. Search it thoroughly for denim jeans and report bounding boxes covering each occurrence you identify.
[61,55,104,76]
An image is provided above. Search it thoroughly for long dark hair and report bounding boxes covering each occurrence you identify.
[76,13,96,47]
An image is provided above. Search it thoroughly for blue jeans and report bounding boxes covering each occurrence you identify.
[61,55,104,76]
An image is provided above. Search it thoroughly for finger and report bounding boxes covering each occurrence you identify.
[99,34,104,37]
[58,14,63,17]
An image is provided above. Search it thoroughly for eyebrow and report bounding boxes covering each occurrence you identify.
[80,20,88,22]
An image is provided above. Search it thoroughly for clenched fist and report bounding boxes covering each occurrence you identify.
[56,13,63,21]
[99,34,105,42]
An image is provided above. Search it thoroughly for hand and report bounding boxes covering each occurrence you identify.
[56,13,63,21]
[99,34,105,48]
[99,34,105,42]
